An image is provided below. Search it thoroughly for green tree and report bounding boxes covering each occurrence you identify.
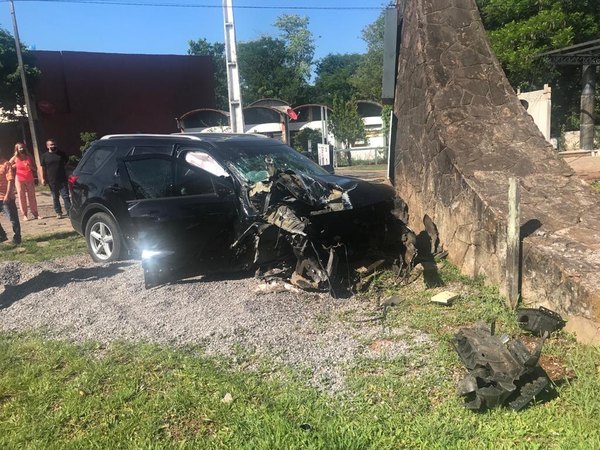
[0,28,39,118]
[187,38,228,111]
[476,0,600,134]
[313,53,362,104]
[274,14,315,83]
[329,96,365,166]
[292,128,322,160]
[238,36,302,104]
[351,11,385,101]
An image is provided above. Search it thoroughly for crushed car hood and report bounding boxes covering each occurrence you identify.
[315,174,396,209]
[247,171,395,215]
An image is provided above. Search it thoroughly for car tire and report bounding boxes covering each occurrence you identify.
[85,212,122,263]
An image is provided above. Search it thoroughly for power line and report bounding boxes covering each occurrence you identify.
[6,0,387,10]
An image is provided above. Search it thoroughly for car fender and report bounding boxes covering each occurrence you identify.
[80,201,133,251]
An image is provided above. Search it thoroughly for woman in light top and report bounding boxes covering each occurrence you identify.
[10,142,39,220]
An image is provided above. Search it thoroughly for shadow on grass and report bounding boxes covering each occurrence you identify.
[27,231,80,242]
[0,262,134,309]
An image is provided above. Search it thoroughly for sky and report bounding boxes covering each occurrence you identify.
[0,0,389,60]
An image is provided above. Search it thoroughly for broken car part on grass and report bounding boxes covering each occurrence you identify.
[453,322,551,411]
[516,306,566,336]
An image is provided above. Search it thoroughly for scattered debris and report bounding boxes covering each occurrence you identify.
[255,280,301,295]
[299,423,313,431]
[382,295,402,307]
[431,291,458,306]
[453,322,551,411]
[221,393,233,404]
[355,259,386,291]
[516,306,566,336]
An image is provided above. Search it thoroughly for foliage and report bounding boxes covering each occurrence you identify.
[187,38,228,111]
[476,0,600,134]
[313,53,362,104]
[237,37,303,104]
[350,10,386,101]
[329,96,365,149]
[79,131,97,154]
[381,104,392,141]
[291,128,322,159]
[188,14,314,107]
[0,27,39,118]
[274,14,315,83]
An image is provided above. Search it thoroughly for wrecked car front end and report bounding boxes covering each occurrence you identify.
[143,137,416,292]
[232,167,408,293]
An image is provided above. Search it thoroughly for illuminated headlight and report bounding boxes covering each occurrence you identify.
[142,250,173,260]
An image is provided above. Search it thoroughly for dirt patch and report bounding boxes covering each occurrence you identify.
[0,190,75,240]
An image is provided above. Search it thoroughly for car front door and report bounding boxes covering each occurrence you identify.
[117,153,238,266]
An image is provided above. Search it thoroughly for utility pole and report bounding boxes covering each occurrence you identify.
[222,0,245,133]
[9,0,42,171]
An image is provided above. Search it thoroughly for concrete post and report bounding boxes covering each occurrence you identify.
[506,177,521,309]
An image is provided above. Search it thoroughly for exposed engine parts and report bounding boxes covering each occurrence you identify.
[233,169,417,294]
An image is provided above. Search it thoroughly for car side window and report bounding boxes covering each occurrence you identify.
[79,146,114,174]
[175,161,215,196]
[124,158,174,199]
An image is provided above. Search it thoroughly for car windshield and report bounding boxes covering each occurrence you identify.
[224,142,330,183]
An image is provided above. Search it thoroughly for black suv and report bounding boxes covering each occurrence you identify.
[69,133,414,289]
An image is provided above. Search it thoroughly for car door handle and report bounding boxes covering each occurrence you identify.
[109,185,123,193]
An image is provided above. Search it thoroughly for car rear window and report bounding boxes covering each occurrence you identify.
[79,146,115,174]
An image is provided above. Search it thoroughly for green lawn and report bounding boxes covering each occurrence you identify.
[1,263,599,448]
[0,231,87,263]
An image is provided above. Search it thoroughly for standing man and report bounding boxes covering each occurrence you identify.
[0,147,21,244]
[40,138,71,219]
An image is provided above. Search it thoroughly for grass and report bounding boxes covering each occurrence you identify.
[592,181,600,191]
[0,231,87,263]
[1,252,600,448]
[0,328,598,449]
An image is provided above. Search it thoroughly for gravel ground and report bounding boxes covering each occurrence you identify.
[0,255,432,391]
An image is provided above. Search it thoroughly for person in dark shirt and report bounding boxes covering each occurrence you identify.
[40,139,71,219]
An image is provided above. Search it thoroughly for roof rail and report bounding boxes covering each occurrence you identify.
[100,133,202,140]
[176,132,269,139]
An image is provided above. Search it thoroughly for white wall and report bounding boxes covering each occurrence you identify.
[517,84,552,142]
